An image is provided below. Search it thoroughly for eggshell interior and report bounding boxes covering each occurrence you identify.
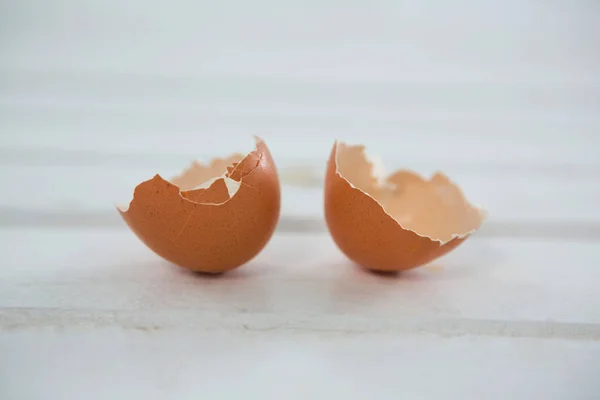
[335,142,485,243]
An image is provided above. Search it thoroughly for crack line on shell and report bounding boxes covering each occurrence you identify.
[179,152,263,205]
[227,151,261,181]
[170,207,195,245]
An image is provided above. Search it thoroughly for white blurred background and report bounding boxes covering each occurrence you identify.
[1,0,599,231]
[2,3,600,399]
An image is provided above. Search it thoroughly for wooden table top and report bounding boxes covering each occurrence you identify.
[1,1,599,398]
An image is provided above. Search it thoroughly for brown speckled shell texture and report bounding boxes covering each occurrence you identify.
[324,141,486,272]
[118,137,280,273]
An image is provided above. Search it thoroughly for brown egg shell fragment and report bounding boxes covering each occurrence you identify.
[324,141,485,272]
[118,138,281,273]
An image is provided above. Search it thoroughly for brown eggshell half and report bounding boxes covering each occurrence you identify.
[118,137,280,273]
[324,141,486,272]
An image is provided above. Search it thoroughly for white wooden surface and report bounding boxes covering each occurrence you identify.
[1,1,600,399]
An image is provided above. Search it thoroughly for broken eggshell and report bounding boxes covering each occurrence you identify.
[118,137,280,274]
[324,141,486,272]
